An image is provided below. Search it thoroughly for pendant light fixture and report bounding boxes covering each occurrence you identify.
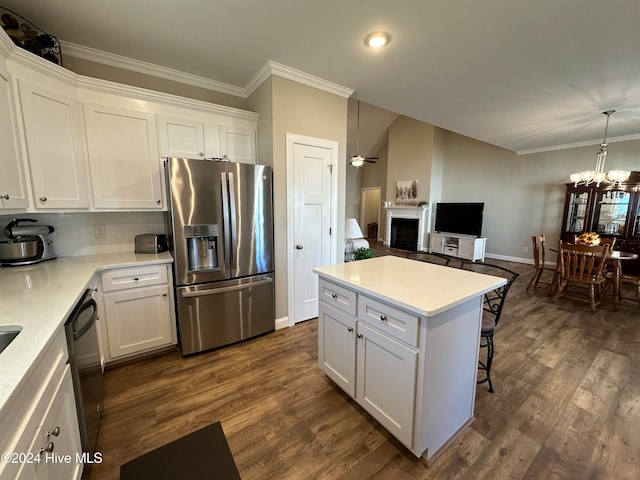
[570,110,631,187]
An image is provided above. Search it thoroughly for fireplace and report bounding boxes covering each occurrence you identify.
[390,218,419,251]
[384,207,429,251]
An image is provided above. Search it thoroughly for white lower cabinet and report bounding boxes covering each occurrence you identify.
[356,322,417,446]
[101,264,176,362]
[317,276,481,461]
[0,330,83,480]
[318,300,417,448]
[430,233,487,261]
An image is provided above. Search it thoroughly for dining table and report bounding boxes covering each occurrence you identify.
[606,250,639,311]
[550,246,638,311]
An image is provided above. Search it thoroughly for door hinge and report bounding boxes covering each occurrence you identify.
[328,164,333,174]
[329,227,332,235]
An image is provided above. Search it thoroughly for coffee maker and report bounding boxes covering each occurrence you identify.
[1,218,57,266]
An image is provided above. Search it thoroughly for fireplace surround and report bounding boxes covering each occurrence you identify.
[384,207,429,251]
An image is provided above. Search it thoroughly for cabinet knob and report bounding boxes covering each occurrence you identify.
[357,333,363,339]
[296,244,304,250]
[134,277,139,281]
[40,196,47,202]
[1,194,9,200]
[40,442,55,454]
[347,326,354,332]
[163,293,168,297]
[156,199,161,204]
[331,293,337,299]
[380,315,388,322]
[48,426,60,437]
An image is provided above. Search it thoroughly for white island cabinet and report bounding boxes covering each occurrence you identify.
[314,256,505,462]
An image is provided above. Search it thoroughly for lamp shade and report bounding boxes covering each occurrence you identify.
[345,218,364,239]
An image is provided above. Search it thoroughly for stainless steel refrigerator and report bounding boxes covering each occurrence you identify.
[165,158,275,355]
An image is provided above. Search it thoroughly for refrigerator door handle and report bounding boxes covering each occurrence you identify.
[227,171,238,257]
[220,171,232,272]
[181,278,273,297]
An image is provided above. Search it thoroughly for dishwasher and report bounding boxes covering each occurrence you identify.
[65,288,104,456]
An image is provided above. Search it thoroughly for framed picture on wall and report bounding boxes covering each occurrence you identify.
[396,180,418,205]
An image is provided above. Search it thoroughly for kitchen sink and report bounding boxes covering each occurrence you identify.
[0,326,22,354]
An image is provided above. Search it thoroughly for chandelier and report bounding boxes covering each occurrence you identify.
[570,110,631,187]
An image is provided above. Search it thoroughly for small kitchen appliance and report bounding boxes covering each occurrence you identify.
[1,218,57,266]
[134,233,168,253]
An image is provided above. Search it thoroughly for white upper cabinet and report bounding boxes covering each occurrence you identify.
[219,124,257,164]
[0,60,28,209]
[84,103,164,209]
[158,115,257,164]
[157,115,206,159]
[17,78,89,209]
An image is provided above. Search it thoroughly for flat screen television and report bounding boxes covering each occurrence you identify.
[435,202,484,237]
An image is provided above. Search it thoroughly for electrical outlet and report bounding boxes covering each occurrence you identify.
[94,225,106,239]
[523,246,529,253]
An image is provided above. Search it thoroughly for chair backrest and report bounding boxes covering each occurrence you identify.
[460,261,519,328]
[531,235,546,267]
[557,241,610,282]
[599,237,616,250]
[407,251,451,266]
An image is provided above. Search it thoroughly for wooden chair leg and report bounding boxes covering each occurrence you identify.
[589,284,597,312]
[526,268,542,291]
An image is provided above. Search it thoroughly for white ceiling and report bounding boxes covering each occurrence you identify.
[4,0,640,154]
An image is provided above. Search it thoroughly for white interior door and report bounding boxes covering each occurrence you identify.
[288,134,337,324]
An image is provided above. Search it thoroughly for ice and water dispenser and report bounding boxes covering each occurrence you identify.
[184,224,220,271]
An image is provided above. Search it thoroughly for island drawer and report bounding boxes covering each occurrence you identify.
[318,279,357,316]
[358,294,419,347]
[102,265,168,292]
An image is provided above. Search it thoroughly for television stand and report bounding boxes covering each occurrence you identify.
[429,233,486,262]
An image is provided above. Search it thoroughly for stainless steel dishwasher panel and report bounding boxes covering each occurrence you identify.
[177,274,275,355]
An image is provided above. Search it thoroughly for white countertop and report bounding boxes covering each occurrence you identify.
[0,252,173,414]
[314,256,506,316]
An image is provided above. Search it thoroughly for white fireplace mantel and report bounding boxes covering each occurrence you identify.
[384,207,430,251]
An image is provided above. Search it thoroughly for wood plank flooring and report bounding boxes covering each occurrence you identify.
[86,257,640,480]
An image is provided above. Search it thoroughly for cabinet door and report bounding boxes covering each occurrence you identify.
[356,322,417,447]
[429,233,444,254]
[103,284,174,358]
[318,303,356,397]
[45,367,83,480]
[84,103,163,209]
[18,79,89,209]
[458,238,475,260]
[0,63,28,209]
[219,125,256,164]
[157,115,205,159]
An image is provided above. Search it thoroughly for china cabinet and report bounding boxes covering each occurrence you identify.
[560,172,640,274]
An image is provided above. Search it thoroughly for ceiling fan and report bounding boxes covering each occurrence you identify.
[349,100,379,167]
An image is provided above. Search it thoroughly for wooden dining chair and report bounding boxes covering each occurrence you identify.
[552,241,611,312]
[526,235,556,293]
[620,274,640,307]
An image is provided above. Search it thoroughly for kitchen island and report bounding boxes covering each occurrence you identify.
[314,255,506,462]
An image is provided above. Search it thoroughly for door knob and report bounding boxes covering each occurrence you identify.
[296,244,304,250]
[1,194,9,200]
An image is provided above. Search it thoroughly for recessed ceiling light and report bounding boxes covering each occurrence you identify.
[364,32,390,48]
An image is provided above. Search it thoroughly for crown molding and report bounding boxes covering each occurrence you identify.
[77,75,257,120]
[245,60,354,99]
[517,133,640,155]
[60,40,246,98]
[60,41,353,101]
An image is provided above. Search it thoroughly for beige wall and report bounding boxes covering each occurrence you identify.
[386,116,435,206]
[441,131,640,261]
[63,56,250,110]
[251,76,348,320]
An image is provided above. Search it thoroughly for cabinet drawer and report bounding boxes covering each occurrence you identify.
[101,265,167,292]
[318,279,356,316]
[358,295,420,347]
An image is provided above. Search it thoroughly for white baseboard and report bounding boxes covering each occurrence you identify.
[485,253,532,265]
[275,316,290,330]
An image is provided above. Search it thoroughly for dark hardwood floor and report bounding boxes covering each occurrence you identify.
[87,256,640,480]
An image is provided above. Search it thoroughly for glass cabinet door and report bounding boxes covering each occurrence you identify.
[590,190,631,236]
[564,190,590,233]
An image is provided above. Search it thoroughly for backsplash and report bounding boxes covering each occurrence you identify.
[0,212,165,257]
